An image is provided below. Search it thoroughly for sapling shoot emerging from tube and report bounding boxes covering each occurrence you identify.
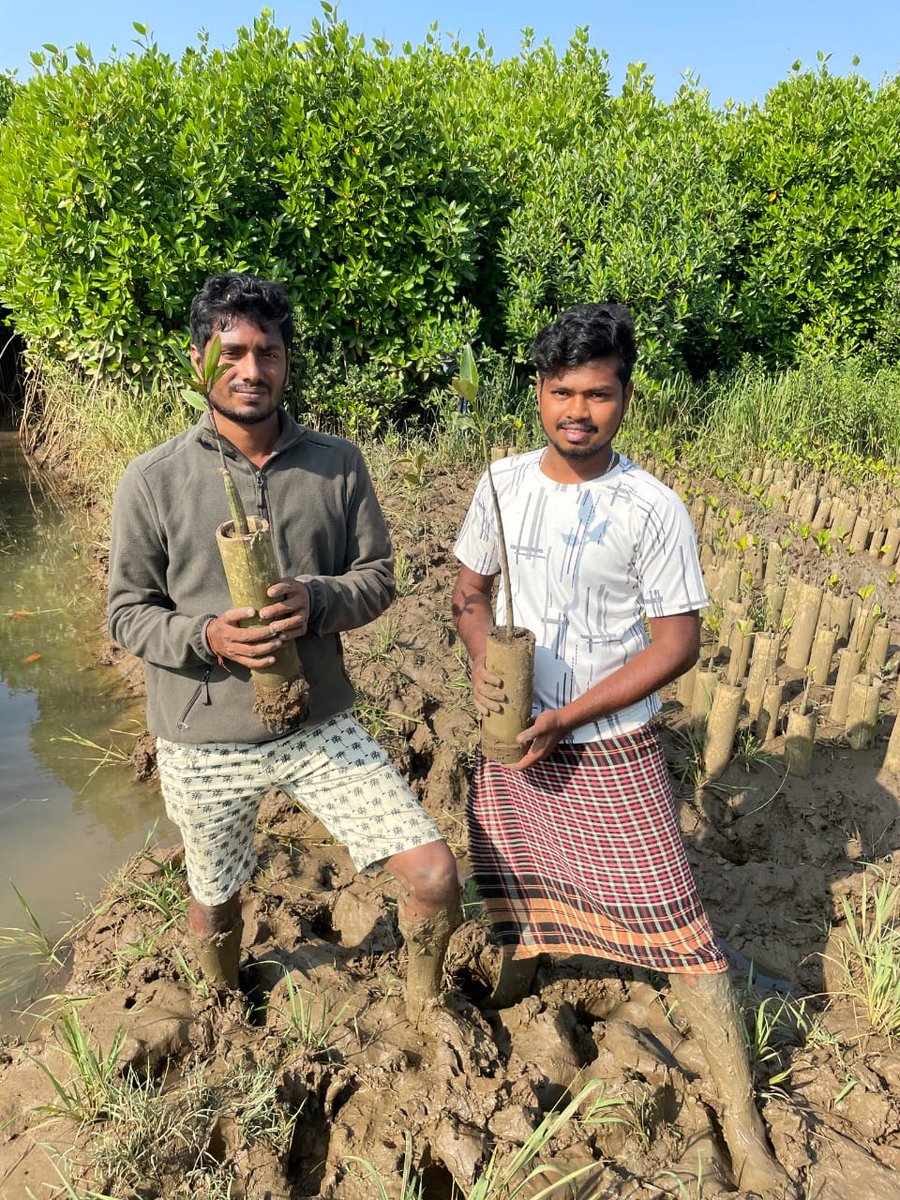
[175,335,310,733]
[453,344,535,765]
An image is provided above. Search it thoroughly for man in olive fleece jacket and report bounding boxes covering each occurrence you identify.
[109,274,458,1017]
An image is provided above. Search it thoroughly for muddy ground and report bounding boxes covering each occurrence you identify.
[1,453,899,1200]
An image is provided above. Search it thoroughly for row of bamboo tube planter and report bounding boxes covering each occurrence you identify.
[639,455,900,782]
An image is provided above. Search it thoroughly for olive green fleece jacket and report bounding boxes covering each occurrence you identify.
[108,410,395,744]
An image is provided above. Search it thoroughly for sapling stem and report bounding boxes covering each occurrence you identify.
[454,344,514,636]
[176,334,249,534]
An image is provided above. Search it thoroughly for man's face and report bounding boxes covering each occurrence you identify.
[191,317,288,426]
[537,358,632,468]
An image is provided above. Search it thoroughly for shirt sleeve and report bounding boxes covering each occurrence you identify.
[635,487,708,617]
[453,470,501,576]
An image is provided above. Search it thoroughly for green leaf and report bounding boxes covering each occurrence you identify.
[451,375,477,405]
[458,341,479,393]
[203,334,222,384]
[180,388,208,412]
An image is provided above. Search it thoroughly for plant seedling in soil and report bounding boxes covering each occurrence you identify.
[452,344,535,764]
[175,334,248,533]
[173,336,310,733]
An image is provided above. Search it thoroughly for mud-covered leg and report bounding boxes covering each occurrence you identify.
[490,953,539,1008]
[188,892,243,991]
[397,904,457,1023]
[669,971,794,1197]
[384,840,460,1023]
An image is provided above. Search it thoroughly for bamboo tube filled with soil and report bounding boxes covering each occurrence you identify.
[830,648,864,726]
[703,681,744,779]
[781,575,803,628]
[866,624,892,674]
[756,678,783,743]
[216,517,310,734]
[453,345,535,766]
[881,527,900,567]
[845,673,881,750]
[481,628,536,764]
[830,594,853,645]
[691,668,719,733]
[849,516,871,554]
[719,597,748,654]
[884,710,900,774]
[784,582,823,670]
[745,631,779,719]
[677,661,698,708]
[763,540,783,586]
[784,705,816,776]
[850,604,879,656]
[809,495,832,533]
[765,583,786,627]
[726,624,753,686]
[808,625,838,686]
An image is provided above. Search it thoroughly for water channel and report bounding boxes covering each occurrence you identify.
[0,430,165,1031]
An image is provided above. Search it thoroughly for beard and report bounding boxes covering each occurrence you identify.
[209,390,278,425]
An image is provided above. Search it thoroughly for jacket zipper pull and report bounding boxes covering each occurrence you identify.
[256,471,269,522]
[176,666,213,731]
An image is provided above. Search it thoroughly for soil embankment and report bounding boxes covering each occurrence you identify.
[1,455,899,1200]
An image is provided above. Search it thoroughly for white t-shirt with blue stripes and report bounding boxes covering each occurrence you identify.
[453,449,708,743]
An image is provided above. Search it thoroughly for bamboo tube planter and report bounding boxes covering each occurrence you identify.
[677,661,698,708]
[868,529,886,559]
[756,678,784,743]
[866,624,892,673]
[215,517,311,734]
[808,625,838,686]
[830,648,864,725]
[704,681,744,780]
[745,631,779,719]
[691,669,719,733]
[795,489,818,525]
[884,711,900,774]
[881,528,900,567]
[850,604,878,655]
[784,706,817,776]
[849,516,871,554]
[845,673,881,750]
[784,582,823,670]
[829,594,853,645]
[726,624,754,686]
[481,629,537,764]
[765,583,786,626]
[781,575,803,628]
[809,495,832,533]
[763,541,783,586]
[719,597,748,654]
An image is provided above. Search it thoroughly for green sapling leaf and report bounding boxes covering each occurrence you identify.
[180,388,209,412]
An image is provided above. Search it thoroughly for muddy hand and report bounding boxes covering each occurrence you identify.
[472,659,506,716]
[511,709,568,771]
[258,578,310,641]
[206,605,289,669]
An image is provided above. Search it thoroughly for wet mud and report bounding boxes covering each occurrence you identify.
[1,458,899,1199]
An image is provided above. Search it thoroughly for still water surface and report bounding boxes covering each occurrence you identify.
[0,431,164,1028]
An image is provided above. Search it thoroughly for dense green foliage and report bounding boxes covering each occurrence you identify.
[0,11,898,401]
[0,74,15,122]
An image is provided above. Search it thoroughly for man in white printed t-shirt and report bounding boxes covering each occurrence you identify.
[451,304,793,1197]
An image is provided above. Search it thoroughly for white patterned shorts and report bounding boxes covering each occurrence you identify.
[156,711,443,906]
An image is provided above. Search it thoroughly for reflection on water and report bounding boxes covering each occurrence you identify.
[0,431,165,1028]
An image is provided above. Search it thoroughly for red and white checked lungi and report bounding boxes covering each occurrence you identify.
[467,723,726,975]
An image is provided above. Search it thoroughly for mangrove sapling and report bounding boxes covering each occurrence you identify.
[177,336,310,734]
[453,344,535,765]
